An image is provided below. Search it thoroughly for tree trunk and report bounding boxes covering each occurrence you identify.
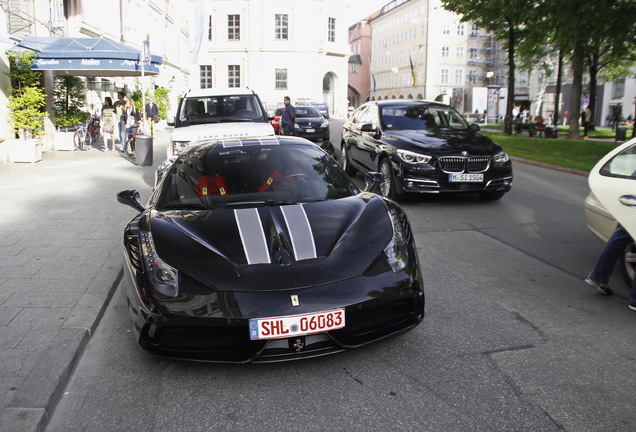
[568,46,583,139]
[554,51,563,134]
[505,23,515,135]
[587,51,599,130]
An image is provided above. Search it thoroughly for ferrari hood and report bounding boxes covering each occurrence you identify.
[384,129,502,155]
[149,194,393,291]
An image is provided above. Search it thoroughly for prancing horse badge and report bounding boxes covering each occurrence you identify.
[291,295,300,306]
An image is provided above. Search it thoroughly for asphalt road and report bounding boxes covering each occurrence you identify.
[46,120,636,432]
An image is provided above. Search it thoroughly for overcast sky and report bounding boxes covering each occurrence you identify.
[347,0,389,24]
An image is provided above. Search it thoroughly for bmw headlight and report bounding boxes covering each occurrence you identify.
[493,151,509,163]
[140,231,179,297]
[171,141,190,156]
[397,149,432,164]
[384,209,409,273]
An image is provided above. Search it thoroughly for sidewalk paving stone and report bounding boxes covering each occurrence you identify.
[0,129,169,432]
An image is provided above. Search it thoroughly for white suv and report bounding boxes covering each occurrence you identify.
[166,88,274,159]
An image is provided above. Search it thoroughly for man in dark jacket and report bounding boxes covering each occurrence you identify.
[145,97,159,136]
[281,96,296,136]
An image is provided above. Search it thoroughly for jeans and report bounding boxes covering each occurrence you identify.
[588,225,636,305]
[282,123,294,136]
[118,120,126,151]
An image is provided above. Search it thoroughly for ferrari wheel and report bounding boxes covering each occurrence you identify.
[341,143,357,176]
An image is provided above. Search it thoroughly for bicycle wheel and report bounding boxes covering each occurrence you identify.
[74,130,91,150]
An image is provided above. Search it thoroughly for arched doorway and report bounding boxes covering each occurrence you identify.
[323,72,336,117]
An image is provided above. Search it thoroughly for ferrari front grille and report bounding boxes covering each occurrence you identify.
[439,156,490,173]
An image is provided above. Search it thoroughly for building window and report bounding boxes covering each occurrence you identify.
[471,23,479,35]
[228,14,240,40]
[456,46,464,59]
[328,17,336,42]
[228,65,240,87]
[457,23,464,36]
[441,46,449,58]
[454,69,463,85]
[200,65,212,89]
[612,77,625,99]
[468,70,477,85]
[275,14,288,40]
[208,16,212,40]
[275,68,287,89]
[469,48,478,59]
[350,63,358,74]
[442,24,450,35]
[441,68,449,84]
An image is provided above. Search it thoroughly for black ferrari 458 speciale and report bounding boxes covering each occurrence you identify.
[117,135,424,363]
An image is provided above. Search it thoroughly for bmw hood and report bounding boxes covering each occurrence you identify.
[171,122,275,143]
[385,129,503,155]
[148,195,393,291]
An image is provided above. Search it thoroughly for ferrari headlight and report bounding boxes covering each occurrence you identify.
[384,209,409,273]
[493,151,509,163]
[140,231,179,297]
[171,141,190,156]
[397,149,431,164]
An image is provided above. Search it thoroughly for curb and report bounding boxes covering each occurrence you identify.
[0,248,124,432]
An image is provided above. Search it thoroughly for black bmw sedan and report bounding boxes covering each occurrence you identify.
[117,136,424,363]
[341,100,513,200]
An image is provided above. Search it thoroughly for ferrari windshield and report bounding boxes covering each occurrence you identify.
[156,141,358,210]
[177,94,266,125]
[381,104,469,130]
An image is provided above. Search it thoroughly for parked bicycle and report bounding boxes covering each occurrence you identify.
[88,115,100,143]
[73,117,92,151]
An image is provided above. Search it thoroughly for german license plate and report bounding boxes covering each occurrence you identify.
[249,309,345,340]
[304,128,316,133]
[449,173,483,182]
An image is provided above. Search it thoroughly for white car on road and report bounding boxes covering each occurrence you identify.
[585,136,636,285]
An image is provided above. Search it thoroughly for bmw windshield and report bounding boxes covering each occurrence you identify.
[381,104,470,131]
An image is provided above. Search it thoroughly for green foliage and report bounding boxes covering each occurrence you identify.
[6,51,46,138]
[52,75,87,129]
[153,87,170,119]
[130,88,143,112]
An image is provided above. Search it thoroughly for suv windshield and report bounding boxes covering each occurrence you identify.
[381,104,469,131]
[177,95,266,126]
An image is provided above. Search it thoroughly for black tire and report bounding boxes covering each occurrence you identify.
[341,143,357,176]
[479,190,505,201]
[620,242,636,287]
[379,158,398,200]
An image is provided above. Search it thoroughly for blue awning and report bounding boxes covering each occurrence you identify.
[8,36,163,77]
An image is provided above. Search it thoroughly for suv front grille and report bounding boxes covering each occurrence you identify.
[439,156,490,173]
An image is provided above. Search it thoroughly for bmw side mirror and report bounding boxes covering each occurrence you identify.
[364,172,383,193]
[469,123,481,132]
[360,123,376,132]
[117,190,145,212]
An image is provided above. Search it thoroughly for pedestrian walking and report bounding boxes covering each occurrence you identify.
[124,99,140,154]
[101,97,117,152]
[585,224,636,311]
[114,91,127,151]
[281,96,296,136]
[145,97,159,137]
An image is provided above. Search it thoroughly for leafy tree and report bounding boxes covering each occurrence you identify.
[6,52,46,138]
[52,75,87,129]
[440,0,530,135]
[153,87,170,119]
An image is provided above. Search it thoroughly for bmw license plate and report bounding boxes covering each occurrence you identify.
[449,173,484,182]
[249,309,345,340]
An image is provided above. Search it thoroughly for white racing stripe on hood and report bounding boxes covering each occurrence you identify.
[281,205,317,261]
[235,208,270,264]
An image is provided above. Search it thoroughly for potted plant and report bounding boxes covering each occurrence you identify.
[7,52,47,163]
[52,75,87,151]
